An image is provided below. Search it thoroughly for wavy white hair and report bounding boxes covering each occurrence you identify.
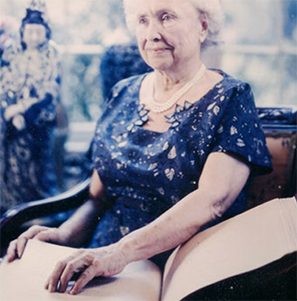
[123,0,224,48]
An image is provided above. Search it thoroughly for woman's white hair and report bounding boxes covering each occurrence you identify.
[123,0,224,48]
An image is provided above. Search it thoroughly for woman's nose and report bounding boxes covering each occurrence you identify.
[146,21,162,42]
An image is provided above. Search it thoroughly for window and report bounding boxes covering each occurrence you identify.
[222,0,297,106]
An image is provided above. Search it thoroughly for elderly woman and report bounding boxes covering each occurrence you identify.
[7,0,272,295]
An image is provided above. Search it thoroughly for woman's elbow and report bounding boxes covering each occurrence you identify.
[199,186,239,222]
[209,196,231,220]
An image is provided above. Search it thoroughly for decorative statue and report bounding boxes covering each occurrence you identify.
[0,16,18,61]
[0,0,61,214]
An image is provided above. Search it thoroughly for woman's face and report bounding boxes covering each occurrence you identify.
[133,0,206,72]
[23,23,47,49]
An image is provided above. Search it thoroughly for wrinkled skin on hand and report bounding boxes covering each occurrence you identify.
[6,225,69,262]
[45,244,128,295]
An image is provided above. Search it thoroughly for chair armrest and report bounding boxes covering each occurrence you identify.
[257,105,297,130]
[0,178,90,255]
[248,105,297,208]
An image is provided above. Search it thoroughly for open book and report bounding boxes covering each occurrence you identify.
[0,197,296,301]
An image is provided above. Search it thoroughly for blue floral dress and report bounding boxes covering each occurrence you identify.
[90,70,272,251]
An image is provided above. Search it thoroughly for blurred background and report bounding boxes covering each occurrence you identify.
[1,0,296,190]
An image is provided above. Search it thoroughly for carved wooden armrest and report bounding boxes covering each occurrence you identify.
[0,178,90,255]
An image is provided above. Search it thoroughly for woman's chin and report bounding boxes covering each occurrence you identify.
[146,57,174,72]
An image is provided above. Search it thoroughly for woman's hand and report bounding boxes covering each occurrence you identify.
[45,244,128,295]
[6,225,70,262]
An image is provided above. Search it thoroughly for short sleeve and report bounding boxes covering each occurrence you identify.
[212,83,272,175]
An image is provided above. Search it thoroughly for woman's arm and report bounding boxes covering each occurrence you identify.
[118,152,250,261]
[45,152,250,294]
[6,170,105,261]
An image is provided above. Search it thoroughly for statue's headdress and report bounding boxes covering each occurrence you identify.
[20,0,51,49]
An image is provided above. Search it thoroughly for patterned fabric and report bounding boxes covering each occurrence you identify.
[89,70,272,249]
[0,8,60,214]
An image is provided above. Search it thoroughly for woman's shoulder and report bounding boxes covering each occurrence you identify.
[109,73,147,99]
[215,69,252,94]
[99,73,147,120]
[199,70,257,120]
[207,70,255,111]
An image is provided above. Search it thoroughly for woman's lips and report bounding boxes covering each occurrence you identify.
[148,48,171,53]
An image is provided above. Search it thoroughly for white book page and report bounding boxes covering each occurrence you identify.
[0,240,161,301]
[162,197,297,301]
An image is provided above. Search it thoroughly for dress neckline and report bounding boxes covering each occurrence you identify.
[132,69,228,135]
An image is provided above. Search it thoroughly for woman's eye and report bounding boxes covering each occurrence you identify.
[161,13,173,22]
[138,17,148,25]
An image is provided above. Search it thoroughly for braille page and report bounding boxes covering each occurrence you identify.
[0,240,161,301]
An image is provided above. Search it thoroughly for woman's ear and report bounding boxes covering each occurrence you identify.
[199,14,208,43]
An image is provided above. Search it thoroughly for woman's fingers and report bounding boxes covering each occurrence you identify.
[35,229,57,242]
[46,251,86,293]
[16,226,49,258]
[16,235,28,258]
[6,240,18,262]
[46,259,68,292]
[59,254,94,293]
[70,266,97,295]
[45,246,127,295]
[6,225,50,262]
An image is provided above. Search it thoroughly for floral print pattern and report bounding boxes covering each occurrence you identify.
[89,70,272,249]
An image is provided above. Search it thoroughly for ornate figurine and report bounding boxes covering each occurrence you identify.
[0,0,61,214]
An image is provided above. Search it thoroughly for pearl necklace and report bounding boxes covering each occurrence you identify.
[144,64,206,113]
